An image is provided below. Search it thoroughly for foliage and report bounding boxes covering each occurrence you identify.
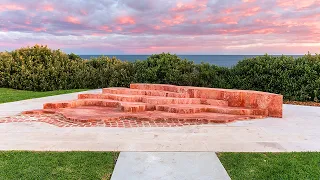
[1,45,320,102]
[68,53,81,61]
[133,53,198,86]
[230,53,320,101]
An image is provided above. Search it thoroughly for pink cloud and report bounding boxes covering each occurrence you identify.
[34,27,47,32]
[251,28,276,34]
[220,3,262,18]
[115,26,123,31]
[242,0,256,2]
[99,25,112,32]
[242,7,261,16]
[116,16,136,25]
[65,16,81,24]
[80,9,88,16]
[0,4,25,11]
[25,19,32,25]
[171,0,207,12]
[153,25,161,30]
[0,0,319,54]
[216,17,238,25]
[162,15,185,26]
[42,5,54,12]
[277,0,317,10]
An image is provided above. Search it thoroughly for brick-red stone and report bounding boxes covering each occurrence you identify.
[20,83,283,127]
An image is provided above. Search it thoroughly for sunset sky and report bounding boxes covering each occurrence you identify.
[0,0,319,55]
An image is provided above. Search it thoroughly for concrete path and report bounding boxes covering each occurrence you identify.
[111,152,230,180]
[0,103,320,151]
[1,93,319,179]
[0,89,101,118]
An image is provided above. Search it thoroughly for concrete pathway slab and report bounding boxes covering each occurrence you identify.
[0,98,320,151]
[111,152,230,180]
[0,89,101,118]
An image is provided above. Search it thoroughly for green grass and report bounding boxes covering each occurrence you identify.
[218,152,320,180]
[0,151,118,180]
[0,88,88,104]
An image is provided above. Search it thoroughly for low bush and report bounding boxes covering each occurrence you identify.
[0,45,131,91]
[231,54,320,101]
[1,45,319,102]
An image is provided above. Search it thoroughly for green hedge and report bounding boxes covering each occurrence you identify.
[231,54,320,102]
[0,45,319,102]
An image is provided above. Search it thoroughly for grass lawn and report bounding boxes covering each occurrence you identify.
[0,88,88,104]
[218,152,320,180]
[0,151,118,180]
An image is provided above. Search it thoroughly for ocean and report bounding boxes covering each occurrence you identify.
[79,55,304,67]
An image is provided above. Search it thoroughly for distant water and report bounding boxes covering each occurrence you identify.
[79,55,304,67]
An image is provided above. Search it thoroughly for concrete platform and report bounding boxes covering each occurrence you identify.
[0,104,319,152]
[0,89,319,152]
[111,152,230,180]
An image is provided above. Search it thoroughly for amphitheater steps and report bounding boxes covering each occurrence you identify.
[155,104,268,116]
[38,106,263,123]
[44,99,149,113]
[29,83,283,124]
[79,93,144,102]
[79,93,229,107]
[102,88,188,98]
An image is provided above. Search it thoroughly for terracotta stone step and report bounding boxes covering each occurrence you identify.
[79,93,228,108]
[141,97,202,105]
[79,93,144,102]
[44,99,148,113]
[34,106,264,123]
[102,88,188,98]
[131,83,283,118]
[200,99,228,107]
[44,99,119,109]
[120,102,146,112]
[130,83,190,93]
[155,104,268,116]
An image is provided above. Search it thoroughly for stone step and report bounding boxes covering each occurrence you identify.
[44,99,119,109]
[119,102,147,112]
[79,93,144,102]
[130,83,190,93]
[200,99,228,107]
[156,104,268,116]
[78,93,228,108]
[142,97,202,105]
[102,88,188,98]
[37,106,263,123]
[44,99,148,112]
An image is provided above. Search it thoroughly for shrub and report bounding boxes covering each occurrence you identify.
[0,45,90,91]
[133,53,198,86]
[68,53,82,61]
[85,56,134,88]
[1,45,320,102]
[193,63,231,88]
[230,54,320,101]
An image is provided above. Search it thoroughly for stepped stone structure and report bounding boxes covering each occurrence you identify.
[23,84,283,126]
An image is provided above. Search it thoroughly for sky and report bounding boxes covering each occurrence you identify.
[0,0,319,55]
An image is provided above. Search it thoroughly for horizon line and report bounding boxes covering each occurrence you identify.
[77,54,307,56]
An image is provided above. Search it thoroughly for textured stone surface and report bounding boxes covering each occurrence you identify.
[0,104,319,152]
[23,84,283,125]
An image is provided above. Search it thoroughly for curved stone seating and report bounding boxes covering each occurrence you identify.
[23,84,283,124]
